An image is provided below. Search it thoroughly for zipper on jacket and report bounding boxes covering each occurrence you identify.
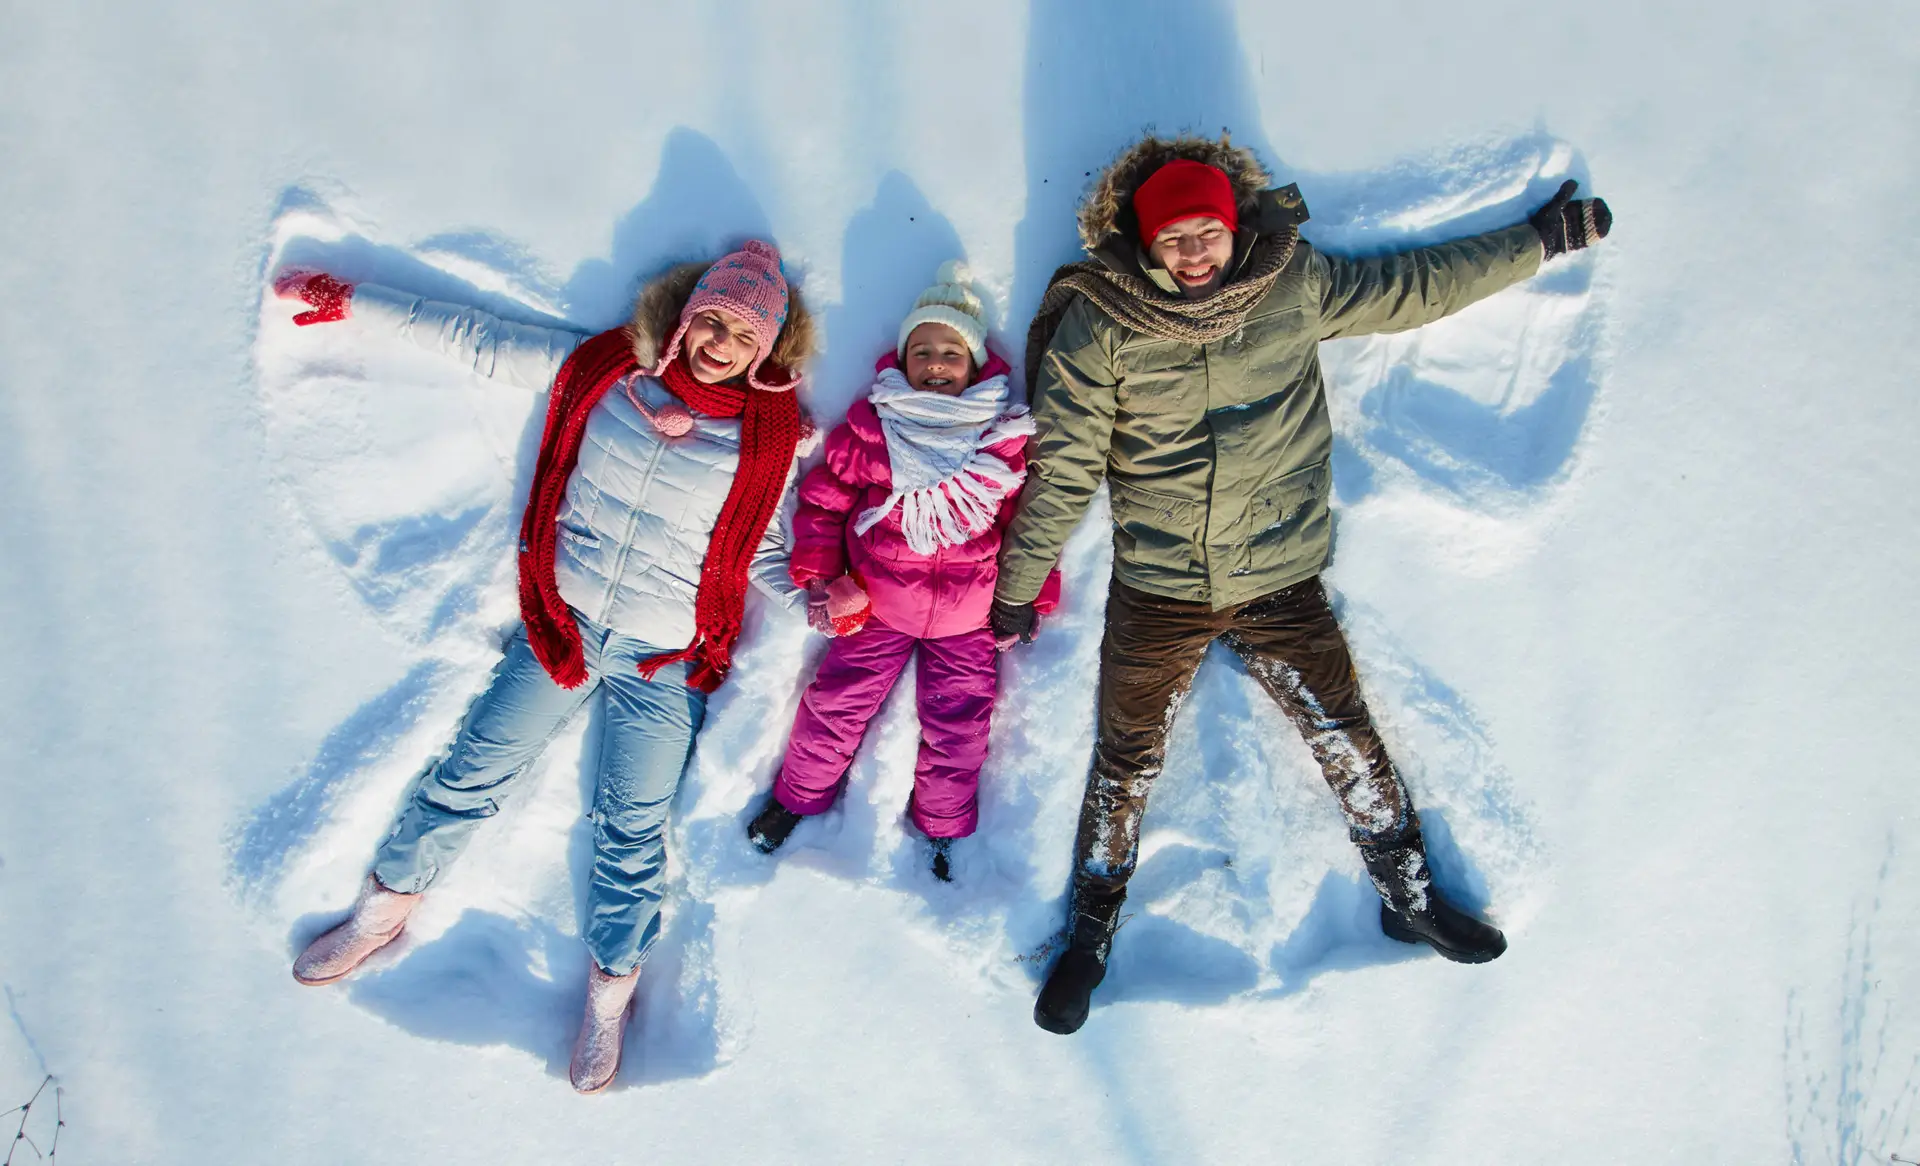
[924,542,947,637]
[597,409,670,625]
[1199,340,1221,599]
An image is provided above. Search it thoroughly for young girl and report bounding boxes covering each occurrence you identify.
[277,241,814,1093]
[745,262,1059,879]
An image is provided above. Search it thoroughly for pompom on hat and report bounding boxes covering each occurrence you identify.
[896,260,989,366]
[1133,158,1240,247]
[651,239,795,392]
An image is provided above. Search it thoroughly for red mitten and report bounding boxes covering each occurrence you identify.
[273,269,355,325]
[825,576,871,636]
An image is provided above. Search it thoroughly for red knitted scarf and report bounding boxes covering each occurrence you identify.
[517,328,801,692]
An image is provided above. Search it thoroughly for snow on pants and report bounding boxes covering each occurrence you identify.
[772,618,998,839]
[1074,575,1416,913]
[372,613,707,976]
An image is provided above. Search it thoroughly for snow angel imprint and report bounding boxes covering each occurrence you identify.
[743,262,1062,881]
[277,240,817,1094]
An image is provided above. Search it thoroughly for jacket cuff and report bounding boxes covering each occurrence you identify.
[787,549,844,588]
[1032,568,1064,615]
[1498,221,1547,277]
[993,554,1053,607]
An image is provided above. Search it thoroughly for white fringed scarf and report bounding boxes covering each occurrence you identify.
[853,367,1036,555]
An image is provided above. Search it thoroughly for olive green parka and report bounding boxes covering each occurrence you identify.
[996,135,1545,609]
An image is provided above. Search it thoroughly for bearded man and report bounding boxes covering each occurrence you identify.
[991,134,1611,1034]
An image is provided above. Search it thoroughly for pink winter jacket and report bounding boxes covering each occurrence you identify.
[790,353,1062,639]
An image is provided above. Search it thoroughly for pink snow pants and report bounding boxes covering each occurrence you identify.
[773,618,998,838]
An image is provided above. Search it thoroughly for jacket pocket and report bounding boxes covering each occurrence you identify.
[558,519,603,549]
[1217,304,1314,408]
[1246,459,1331,570]
[1115,356,1195,416]
[1109,478,1203,574]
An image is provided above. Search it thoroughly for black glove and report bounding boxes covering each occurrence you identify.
[989,598,1039,645]
[1530,179,1612,260]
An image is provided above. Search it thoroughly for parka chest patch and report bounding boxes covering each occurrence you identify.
[1209,304,1314,410]
[1115,340,1203,384]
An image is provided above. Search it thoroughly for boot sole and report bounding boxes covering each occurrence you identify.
[292,923,406,986]
[1033,959,1103,1035]
[1379,906,1504,964]
[1033,1003,1087,1035]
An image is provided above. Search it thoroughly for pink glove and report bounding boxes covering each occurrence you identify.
[806,577,871,637]
[825,576,871,636]
[274,270,354,326]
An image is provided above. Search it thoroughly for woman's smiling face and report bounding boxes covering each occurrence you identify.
[902,323,976,396]
[680,305,759,383]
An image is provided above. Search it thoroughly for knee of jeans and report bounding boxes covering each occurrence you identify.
[1092,746,1162,791]
[591,799,671,849]
[427,744,525,793]
[1097,715,1180,761]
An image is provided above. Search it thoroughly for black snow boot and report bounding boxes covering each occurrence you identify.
[1361,831,1506,964]
[747,795,803,854]
[928,837,954,883]
[1033,887,1124,1035]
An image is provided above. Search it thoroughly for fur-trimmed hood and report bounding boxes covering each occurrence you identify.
[1077,133,1274,251]
[624,258,819,377]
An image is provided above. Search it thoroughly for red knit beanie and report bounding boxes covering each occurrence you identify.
[1134,159,1239,246]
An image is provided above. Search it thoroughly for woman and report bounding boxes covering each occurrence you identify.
[277,240,814,1092]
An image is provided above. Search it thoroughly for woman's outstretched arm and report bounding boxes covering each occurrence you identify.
[275,270,586,392]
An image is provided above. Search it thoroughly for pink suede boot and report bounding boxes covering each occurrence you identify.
[569,962,641,1094]
[291,876,422,986]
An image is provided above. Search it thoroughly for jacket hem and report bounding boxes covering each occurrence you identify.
[1113,554,1327,612]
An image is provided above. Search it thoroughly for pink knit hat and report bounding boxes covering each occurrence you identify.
[651,240,795,392]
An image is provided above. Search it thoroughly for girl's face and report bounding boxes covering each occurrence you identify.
[1147,215,1234,299]
[681,305,760,384]
[903,323,976,396]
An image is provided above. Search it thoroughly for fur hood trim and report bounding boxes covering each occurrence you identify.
[1077,133,1272,251]
[625,259,819,375]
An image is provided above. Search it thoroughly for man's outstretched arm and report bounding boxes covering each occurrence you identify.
[1317,180,1612,341]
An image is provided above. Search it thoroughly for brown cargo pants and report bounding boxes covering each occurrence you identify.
[1074,575,1417,911]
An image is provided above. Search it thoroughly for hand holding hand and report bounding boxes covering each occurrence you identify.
[805,577,871,637]
[990,598,1040,652]
[274,269,355,325]
[1529,180,1612,261]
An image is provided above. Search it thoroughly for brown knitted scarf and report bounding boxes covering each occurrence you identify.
[1024,229,1300,377]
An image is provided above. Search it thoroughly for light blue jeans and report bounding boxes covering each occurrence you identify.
[373,613,707,975]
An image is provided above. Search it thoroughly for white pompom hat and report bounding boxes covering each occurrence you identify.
[896,260,989,365]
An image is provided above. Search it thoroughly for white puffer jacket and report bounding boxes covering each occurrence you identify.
[353,279,808,649]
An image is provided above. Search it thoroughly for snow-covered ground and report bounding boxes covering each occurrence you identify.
[2,2,1915,1162]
